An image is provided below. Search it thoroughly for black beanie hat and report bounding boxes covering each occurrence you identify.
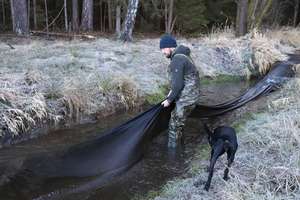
[159,34,177,49]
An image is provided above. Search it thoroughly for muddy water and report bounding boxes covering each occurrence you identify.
[0,80,250,200]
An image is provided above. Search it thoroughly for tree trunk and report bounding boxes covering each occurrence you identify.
[235,0,240,34]
[294,0,299,27]
[2,0,5,29]
[27,0,30,29]
[103,1,106,31]
[271,0,280,27]
[167,0,174,33]
[10,0,15,31]
[33,0,37,29]
[107,0,112,32]
[119,0,139,42]
[164,0,175,34]
[255,0,273,28]
[81,0,93,31]
[64,0,68,31]
[11,0,28,35]
[115,4,121,36]
[72,0,79,32]
[164,0,168,32]
[248,0,259,29]
[44,0,49,35]
[235,0,248,37]
[99,0,103,31]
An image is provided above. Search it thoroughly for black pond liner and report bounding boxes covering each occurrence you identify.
[3,55,299,200]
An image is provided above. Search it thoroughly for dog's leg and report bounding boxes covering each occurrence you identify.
[223,155,230,180]
[204,154,217,191]
[207,149,214,172]
[224,149,235,181]
[204,145,223,191]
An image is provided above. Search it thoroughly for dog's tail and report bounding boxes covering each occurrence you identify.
[203,123,213,135]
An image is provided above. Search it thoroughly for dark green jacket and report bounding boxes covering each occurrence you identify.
[167,45,200,103]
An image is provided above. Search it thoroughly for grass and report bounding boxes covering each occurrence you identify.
[69,47,80,58]
[132,190,162,200]
[250,29,288,75]
[0,66,140,138]
[232,112,255,132]
[201,74,244,85]
[266,27,300,48]
[0,27,299,144]
[148,78,300,200]
[145,84,169,105]
[189,143,211,176]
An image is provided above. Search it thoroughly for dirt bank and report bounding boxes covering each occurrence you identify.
[0,28,298,146]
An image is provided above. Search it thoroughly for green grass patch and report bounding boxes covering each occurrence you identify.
[145,84,169,105]
[97,76,117,93]
[201,74,244,85]
[70,47,80,58]
[232,112,255,133]
[189,143,210,175]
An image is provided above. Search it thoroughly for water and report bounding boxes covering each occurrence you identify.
[0,81,250,200]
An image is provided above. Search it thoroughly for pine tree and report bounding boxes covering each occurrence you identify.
[175,0,208,34]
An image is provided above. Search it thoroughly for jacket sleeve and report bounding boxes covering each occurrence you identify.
[167,56,185,102]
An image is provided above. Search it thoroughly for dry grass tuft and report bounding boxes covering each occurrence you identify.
[250,29,288,75]
[1,109,35,136]
[205,25,235,41]
[24,69,44,85]
[114,76,139,109]
[0,93,49,137]
[96,73,139,109]
[266,27,300,48]
[61,93,84,121]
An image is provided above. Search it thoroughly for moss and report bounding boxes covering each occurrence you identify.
[201,74,244,85]
[145,84,169,105]
[232,112,255,133]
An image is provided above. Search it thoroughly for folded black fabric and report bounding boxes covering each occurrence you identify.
[22,55,298,179]
[4,55,298,200]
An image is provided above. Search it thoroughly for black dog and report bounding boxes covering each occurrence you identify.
[202,124,238,191]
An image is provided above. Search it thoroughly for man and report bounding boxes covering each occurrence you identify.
[160,34,201,148]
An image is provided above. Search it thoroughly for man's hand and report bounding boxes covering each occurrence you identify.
[161,99,171,107]
[167,90,172,97]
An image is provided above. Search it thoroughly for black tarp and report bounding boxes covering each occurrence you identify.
[2,55,299,199]
[20,55,298,179]
[190,60,296,118]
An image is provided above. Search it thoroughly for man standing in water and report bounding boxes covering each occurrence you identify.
[160,34,201,148]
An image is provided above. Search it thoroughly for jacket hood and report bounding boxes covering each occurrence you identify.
[171,45,191,59]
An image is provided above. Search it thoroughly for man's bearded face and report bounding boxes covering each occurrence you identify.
[161,48,172,58]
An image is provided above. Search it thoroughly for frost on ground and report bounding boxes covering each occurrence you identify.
[0,28,298,145]
[138,79,300,200]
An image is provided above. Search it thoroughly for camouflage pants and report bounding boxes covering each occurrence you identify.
[168,102,196,148]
